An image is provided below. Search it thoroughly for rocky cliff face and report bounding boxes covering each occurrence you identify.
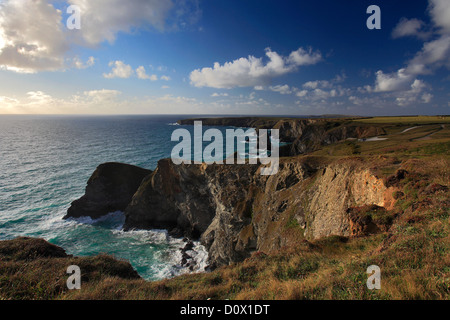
[178,117,385,156]
[121,157,397,267]
[65,162,151,219]
[66,119,394,268]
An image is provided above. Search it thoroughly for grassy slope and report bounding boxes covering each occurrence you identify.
[1,117,449,300]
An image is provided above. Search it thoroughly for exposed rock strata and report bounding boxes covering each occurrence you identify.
[120,158,397,266]
[66,119,395,267]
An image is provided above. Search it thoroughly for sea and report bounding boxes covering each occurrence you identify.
[0,114,242,280]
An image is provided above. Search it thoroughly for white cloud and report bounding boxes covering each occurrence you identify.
[295,74,350,101]
[287,47,322,66]
[83,89,121,103]
[189,47,322,89]
[103,61,134,79]
[405,35,450,75]
[0,0,68,73]
[0,89,220,114]
[392,18,430,40]
[67,0,200,46]
[373,69,415,92]
[136,66,157,80]
[370,0,450,96]
[73,56,95,69]
[160,75,171,81]
[421,92,433,103]
[0,0,200,73]
[392,79,434,106]
[269,84,292,94]
[296,90,308,97]
[429,0,450,33]
[211,92,229,97]
[302,80,332,89]
[26,91,54,105]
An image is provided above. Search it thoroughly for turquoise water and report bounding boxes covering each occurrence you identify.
[0,115,219,280]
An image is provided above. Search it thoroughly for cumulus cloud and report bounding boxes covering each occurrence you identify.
[287,47,322,66]
[0,0,68,73]
[367,0,450,99]
[429,0,450,33]
[189,47,322,89]
[394,79,431,106]
[67,0,200,46]
[0,0,200,73]
[373,69,415,92]
[405,35,450,75]
[73,56,95,69]
[136,66,157,80]
[294,74,349,101]
[303,80,332,90]
[103,61,134,79]
[392,18,430,40]
[269,84,292,94]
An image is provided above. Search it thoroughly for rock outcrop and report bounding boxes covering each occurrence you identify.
[64,162,151,219]
[121,157,397,267]
[66,118,395,268]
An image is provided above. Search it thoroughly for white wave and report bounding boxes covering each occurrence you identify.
[168,122,180,126]
[66,211,125,229]
[148,239,209,279]
[64,211,209,280]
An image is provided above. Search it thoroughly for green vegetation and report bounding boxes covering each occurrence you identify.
[353,115,450,124]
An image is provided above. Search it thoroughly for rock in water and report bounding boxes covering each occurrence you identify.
[64,162,151,219]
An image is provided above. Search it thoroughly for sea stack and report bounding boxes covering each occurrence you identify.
[64,162,152,220]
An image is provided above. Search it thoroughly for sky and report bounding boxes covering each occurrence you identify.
[0,0,449,116]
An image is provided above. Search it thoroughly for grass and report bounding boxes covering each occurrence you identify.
[353,116,450,124]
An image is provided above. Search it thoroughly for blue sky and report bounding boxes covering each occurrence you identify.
[0,0,449,115]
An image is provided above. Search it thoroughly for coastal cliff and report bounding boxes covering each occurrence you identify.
[4,116,448,300]
[177,117,386,156]
[64,118,397,267]
[122,157,398,266]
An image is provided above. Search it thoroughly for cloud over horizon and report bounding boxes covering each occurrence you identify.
[189,47,322,89]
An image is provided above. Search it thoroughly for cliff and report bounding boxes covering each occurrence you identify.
[65,162,151,219]
[122,157,399,267]
[177,117,386,156]
[65,157,402,267]
[65,118,394,267]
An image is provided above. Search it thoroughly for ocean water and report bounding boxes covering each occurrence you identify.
[0,114,230,280]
